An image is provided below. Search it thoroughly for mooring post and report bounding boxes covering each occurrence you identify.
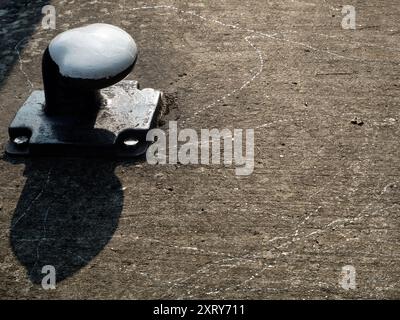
[7,23,162,157]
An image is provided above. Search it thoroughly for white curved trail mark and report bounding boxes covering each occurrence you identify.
[193,35,265,117]
[14,37,34,89]
[254,117,302,130]
[127,5,266,121]
[283,29,400,53]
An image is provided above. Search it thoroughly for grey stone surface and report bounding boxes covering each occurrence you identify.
[0,0,399,299]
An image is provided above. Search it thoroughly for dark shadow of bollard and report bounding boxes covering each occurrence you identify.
[7,157,124,284]
[0,0,50,89]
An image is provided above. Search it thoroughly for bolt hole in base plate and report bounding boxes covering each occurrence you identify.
[123,139,139,147]
[6,81,162,158]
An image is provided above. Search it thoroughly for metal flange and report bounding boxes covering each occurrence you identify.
[7,80,162,157]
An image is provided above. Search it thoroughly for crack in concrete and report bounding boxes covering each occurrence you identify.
[14,37,34,89]
[11,167,53,230]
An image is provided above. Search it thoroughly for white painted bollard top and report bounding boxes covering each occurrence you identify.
[49,23,137,80]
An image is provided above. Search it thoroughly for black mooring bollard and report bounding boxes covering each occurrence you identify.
[7,23,162,157]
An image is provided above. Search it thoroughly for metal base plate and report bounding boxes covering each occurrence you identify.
[6,80,162,157]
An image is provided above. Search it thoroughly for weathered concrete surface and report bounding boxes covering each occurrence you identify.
[0,0,399,299]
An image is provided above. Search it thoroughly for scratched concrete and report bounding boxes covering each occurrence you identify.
[0,0,399,299]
